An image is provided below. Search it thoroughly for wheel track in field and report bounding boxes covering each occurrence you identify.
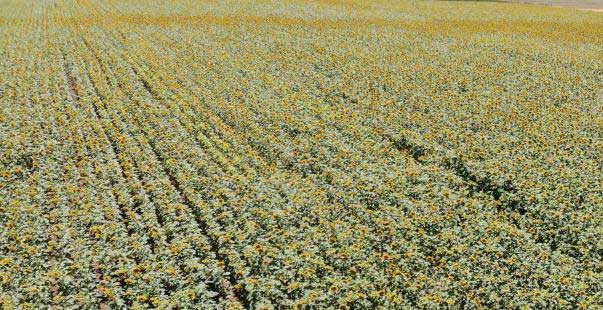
[75,41,218,303]
[73,58,178,304]
[389,135,527,213]
[27,49,60,310]
[123,55,247,310]
[58,46,126,308]
[25,43,86,307]
[363,107,563,254]
[78,34,244,308]
[66,34,211,274]
[16,41,76,309]
[68,39,164,249]
[12,42,58,308]
[60,39,199,305]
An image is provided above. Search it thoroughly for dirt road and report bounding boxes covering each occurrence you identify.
[507,0,603,11]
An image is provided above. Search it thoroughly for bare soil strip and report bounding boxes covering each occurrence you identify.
[504,0,603,11]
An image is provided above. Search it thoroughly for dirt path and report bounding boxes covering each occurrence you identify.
[506,0,603,11]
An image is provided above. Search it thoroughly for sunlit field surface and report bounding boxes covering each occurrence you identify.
[1,0,602,308]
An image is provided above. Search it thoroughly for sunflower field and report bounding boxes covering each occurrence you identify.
[1,0,602,309]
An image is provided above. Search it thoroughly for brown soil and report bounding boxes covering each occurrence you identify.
[506,0,603,11]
